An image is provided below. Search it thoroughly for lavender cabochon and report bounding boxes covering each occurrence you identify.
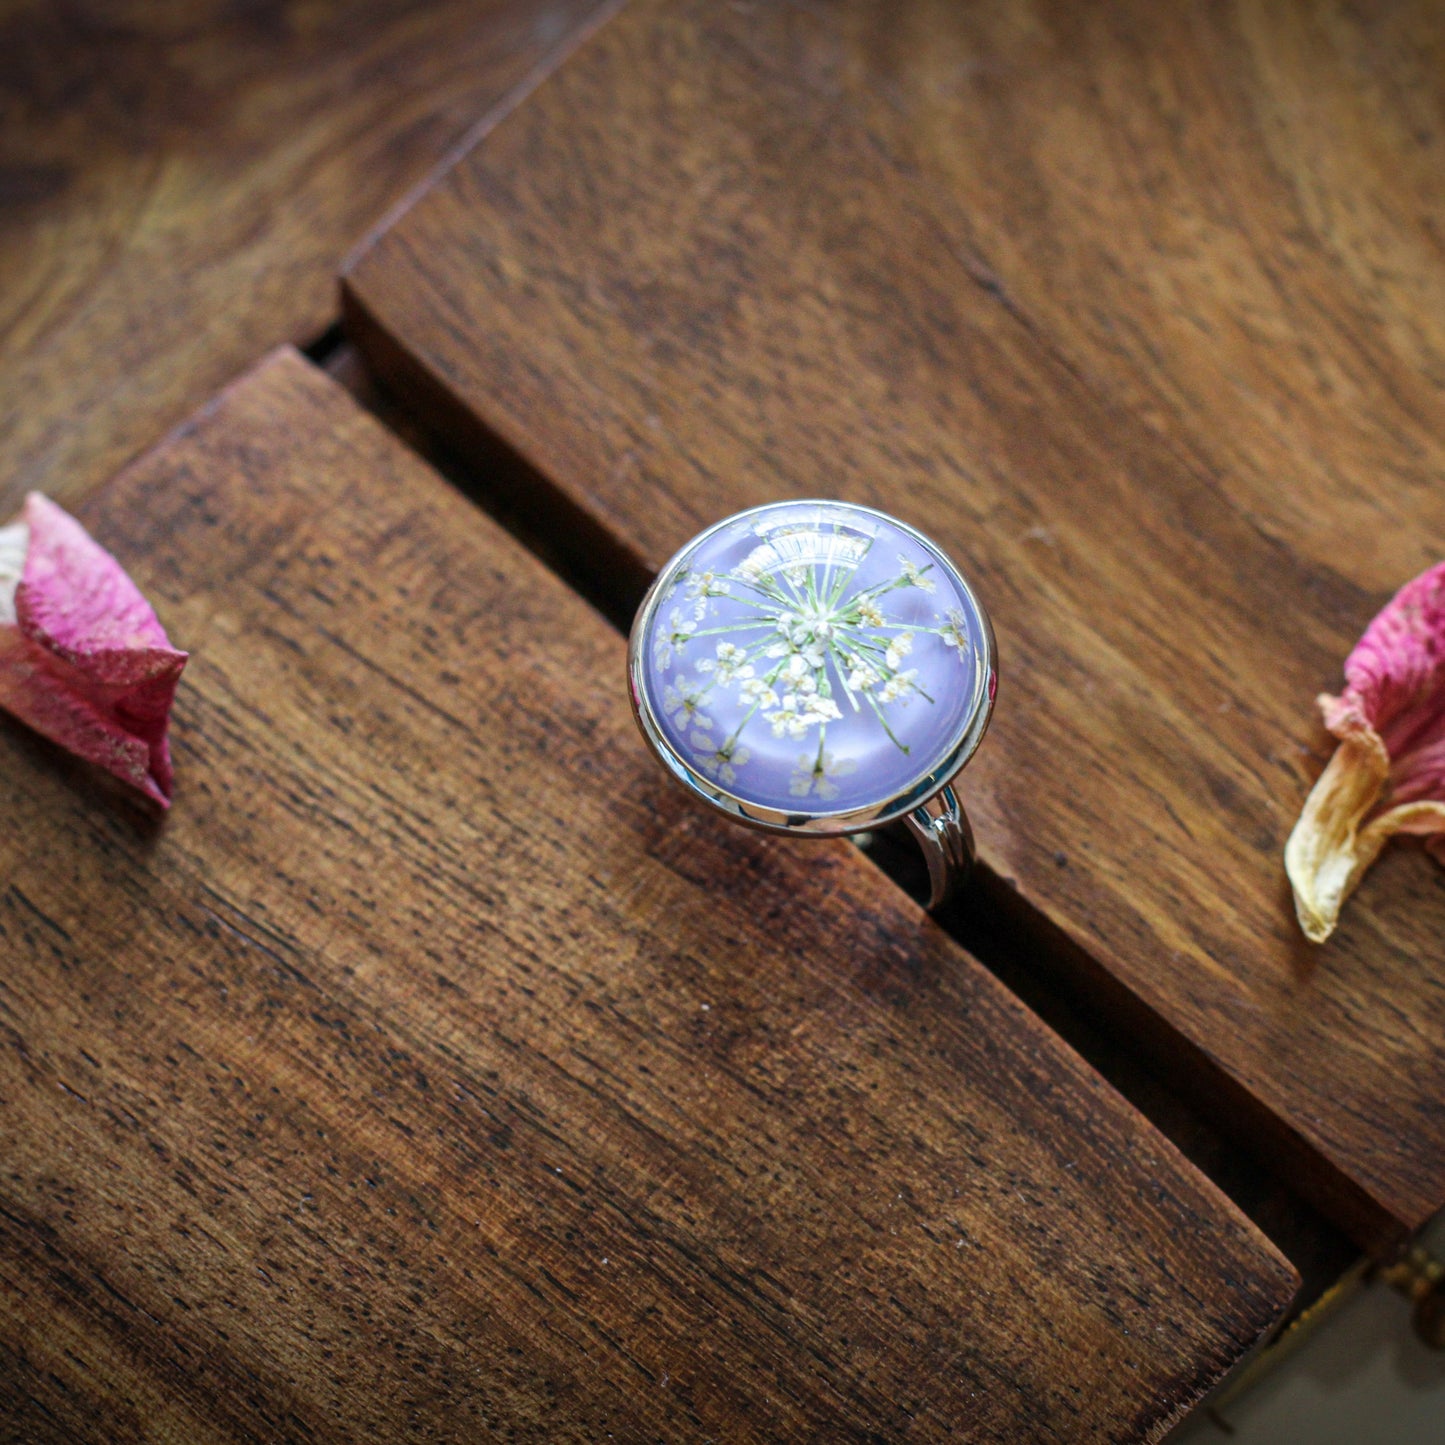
[636,501,992,824]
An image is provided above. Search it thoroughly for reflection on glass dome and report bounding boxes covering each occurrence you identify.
[739,507,876,583]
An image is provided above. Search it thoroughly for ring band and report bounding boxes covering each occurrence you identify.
[628,500,996,910]
[903,782,976,910]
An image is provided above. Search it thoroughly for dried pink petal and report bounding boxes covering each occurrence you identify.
[0,493,187,807]
[1286,561,1445,941]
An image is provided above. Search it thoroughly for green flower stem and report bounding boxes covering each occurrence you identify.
[688,620,778,638]
[863,690,911,753]
[832,649,864,712]
[724,701,762,752]
[827,563,856,607]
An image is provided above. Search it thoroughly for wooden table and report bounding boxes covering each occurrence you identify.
[344,0,1445,1252]
[0,348,1295,1441]
[0,0,612,520]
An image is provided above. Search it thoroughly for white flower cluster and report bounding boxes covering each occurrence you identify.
[650,538,973,792]
[790,749,858,800]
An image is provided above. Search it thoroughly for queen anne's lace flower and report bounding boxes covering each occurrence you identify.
[686,570,723,600]
[663,677,713,731]
[789,749,859,801]
[691,732,750,785]
[699,640,753,684]
[654,607,697,670]
[740,677,778,709]
[884,632,913,671]
[942,609,972,656]
[686,569,730,619]
[877,669,920,705]
[766,693,842,739]
[765,698,810,739]
[655,526,974,793]
[899,556,936,593]
[780,654,818,693]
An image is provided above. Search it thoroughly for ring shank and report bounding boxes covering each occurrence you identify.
[902,784,975,910]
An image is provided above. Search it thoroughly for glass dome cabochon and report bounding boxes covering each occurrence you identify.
[632,501,994,830]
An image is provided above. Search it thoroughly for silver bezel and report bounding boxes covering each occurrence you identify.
[628,500,997,837]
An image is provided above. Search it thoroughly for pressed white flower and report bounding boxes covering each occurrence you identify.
[775,615,813,649]
[693,737,751,785]
[780,654,819,694]
[942,608,971,657]
[847,660,880,691]
[699,640,754,685]
[884,631,913,671]
[770,692,842,736]
[660,522,961,767]
[765,697,811,739]
[740,676,778,708]
[664,677,713,731]
[654,606,697,669]
[687,569,730,619]
[808,696,843,725]
[878,668,920,704]
[720,746,750,783]
[789,749,859,800]
[899,556,936,592]
[686,569,725,600]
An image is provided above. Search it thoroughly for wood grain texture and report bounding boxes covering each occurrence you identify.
[0,0,611,519]
[0,348,1295,1441]
[344,0,1445,1249]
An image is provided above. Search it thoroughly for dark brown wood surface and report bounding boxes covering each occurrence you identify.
[0,0,612,520]
[344,0,1445,1250]
[0,348,1295,1441]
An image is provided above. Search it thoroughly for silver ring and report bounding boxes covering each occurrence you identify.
[628,500,996,909]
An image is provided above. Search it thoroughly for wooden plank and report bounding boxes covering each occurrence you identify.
[343,0,1445,1249]
[0,0,613,519]
[0,348,1294,1441]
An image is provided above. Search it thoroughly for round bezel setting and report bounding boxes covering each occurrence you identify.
[629,500,996,836]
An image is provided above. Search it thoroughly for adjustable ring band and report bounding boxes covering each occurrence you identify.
[628,500,996,912]
[903,782,976,910]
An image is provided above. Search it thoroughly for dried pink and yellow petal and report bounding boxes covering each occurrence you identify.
[1286,561,1445,941]
[0,493,187,806]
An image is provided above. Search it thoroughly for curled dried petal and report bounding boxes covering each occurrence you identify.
[0,494,187,806]
[1286,562,1445,942]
